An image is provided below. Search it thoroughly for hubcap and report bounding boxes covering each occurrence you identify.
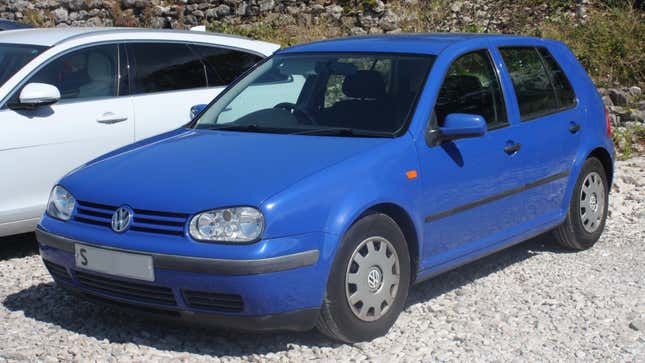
[579,171,605,233]
[345,237,400,322]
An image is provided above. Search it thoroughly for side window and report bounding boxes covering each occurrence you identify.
[537,47,576,109]
[435,50,507,129]
[499,47,559,121]
[128,43,206,94]
[28,44,118,101]
[191,45,262,85]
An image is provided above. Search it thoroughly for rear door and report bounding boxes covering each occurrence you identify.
[0,44,134,228]
[415,49,529,268]
[497,46,582,217]
[126,42,262,140]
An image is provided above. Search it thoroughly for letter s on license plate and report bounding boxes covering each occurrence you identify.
[75,244,154,282]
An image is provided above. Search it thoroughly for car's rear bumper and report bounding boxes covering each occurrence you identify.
[36,227,328,331]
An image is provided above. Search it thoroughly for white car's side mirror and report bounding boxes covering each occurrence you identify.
[19,83,61,107]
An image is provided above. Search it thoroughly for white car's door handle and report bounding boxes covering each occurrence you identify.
[97,112,128,124]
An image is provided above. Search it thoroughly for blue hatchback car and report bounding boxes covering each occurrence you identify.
[37,34,614,342]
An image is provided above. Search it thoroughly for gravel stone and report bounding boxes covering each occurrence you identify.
[0,157,644,361]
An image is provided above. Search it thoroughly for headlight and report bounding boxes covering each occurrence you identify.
[189,207,264,243]
[46,185,76,221]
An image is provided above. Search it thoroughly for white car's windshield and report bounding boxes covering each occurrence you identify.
[194,53,435,137]
[0,43,47,87]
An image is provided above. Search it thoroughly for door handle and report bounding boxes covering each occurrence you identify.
[569,122,581,134]
[504,142,521,155]
[97,112,128,124]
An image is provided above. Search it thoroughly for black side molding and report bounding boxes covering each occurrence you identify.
[425,171,570,223]
[36,228,319,275]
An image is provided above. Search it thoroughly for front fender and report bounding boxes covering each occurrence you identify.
[261,135,423,261]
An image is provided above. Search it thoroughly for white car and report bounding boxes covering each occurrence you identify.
[0,27,279,237]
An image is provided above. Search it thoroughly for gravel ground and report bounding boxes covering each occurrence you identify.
[1,157,643,362]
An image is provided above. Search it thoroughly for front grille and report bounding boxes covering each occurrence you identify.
[183,289,244,312]
[76,271,176,306]
[74,200,188,236]
[43,260,72,284]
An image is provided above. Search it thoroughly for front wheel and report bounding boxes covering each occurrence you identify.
[553,157,609,250]
[316,213,411,343]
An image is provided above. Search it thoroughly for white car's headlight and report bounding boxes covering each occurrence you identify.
[189,207,264,243]
[46,185,76,221]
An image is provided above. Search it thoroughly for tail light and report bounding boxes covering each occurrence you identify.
[604,107,611,136]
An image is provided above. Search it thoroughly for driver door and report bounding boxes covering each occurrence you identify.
[0,44,134,232]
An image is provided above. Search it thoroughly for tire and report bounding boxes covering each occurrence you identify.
[316,213,411,343]
[553,157,609,250]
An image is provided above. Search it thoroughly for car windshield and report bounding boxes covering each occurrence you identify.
[0,43,47,87]
[194,52,435,137]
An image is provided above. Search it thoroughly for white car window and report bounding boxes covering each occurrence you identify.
[27,44,118,101]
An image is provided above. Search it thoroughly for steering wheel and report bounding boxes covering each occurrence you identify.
[274,102,317,125]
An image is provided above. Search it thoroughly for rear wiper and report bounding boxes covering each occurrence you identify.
[293,127,395,138]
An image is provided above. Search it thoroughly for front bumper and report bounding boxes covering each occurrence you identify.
[37,227,330,331]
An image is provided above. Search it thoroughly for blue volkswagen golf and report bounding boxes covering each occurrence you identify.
[38,34,614,342]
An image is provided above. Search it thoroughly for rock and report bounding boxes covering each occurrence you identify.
[602,95,613,107]
[236,3,247,16]
[451,1,464,12]
[629,319,645,331]
[53,8,68,23]
[609,88,629,106]
[350,27,367,36]
[631,110,645,123]
[379,10,399,31]
[258,0,275,12]
[628,86,642,99]
[326,5,343,20]
[359,14,377,28]
[373,0,386,14]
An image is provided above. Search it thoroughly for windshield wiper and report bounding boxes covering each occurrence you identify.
[292,127,395,138]
[204,124,293,134]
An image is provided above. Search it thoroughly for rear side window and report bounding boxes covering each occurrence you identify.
[499,47,576,121]
[128,43,206,94]
[28,44,118,101]
[537,47,576,109]
[435,50,508,129]
[191,45,262,85]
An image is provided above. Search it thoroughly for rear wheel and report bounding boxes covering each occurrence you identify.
[316,213,411,343]
[553,157,609,250]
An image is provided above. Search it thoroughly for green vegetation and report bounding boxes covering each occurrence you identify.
[613,124,645,159]
[539,6,644,87]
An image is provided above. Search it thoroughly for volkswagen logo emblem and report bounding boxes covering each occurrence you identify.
[367,267,382,291]
[111,206,133,233]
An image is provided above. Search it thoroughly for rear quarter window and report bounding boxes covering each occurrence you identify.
[190,45,262,86]
[499,46,577,121]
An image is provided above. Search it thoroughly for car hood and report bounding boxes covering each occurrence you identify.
[62,129,389,213]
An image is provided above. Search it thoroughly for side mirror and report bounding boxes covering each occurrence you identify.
[18,83,60,108]
[190,104,208,119]
[438,113,486,141]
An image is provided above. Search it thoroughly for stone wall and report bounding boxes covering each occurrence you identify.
[0,0,589,34]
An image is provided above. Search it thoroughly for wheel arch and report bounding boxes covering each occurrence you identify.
[587,147,614,187]
[357,203,420,284]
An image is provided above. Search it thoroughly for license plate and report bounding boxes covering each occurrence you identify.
[74,244,154,282]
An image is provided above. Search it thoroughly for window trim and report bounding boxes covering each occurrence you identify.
[498,46,579,123]
[426,48,511,147]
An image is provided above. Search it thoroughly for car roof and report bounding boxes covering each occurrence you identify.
[0,27,273,48]
[278,33,545,55]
